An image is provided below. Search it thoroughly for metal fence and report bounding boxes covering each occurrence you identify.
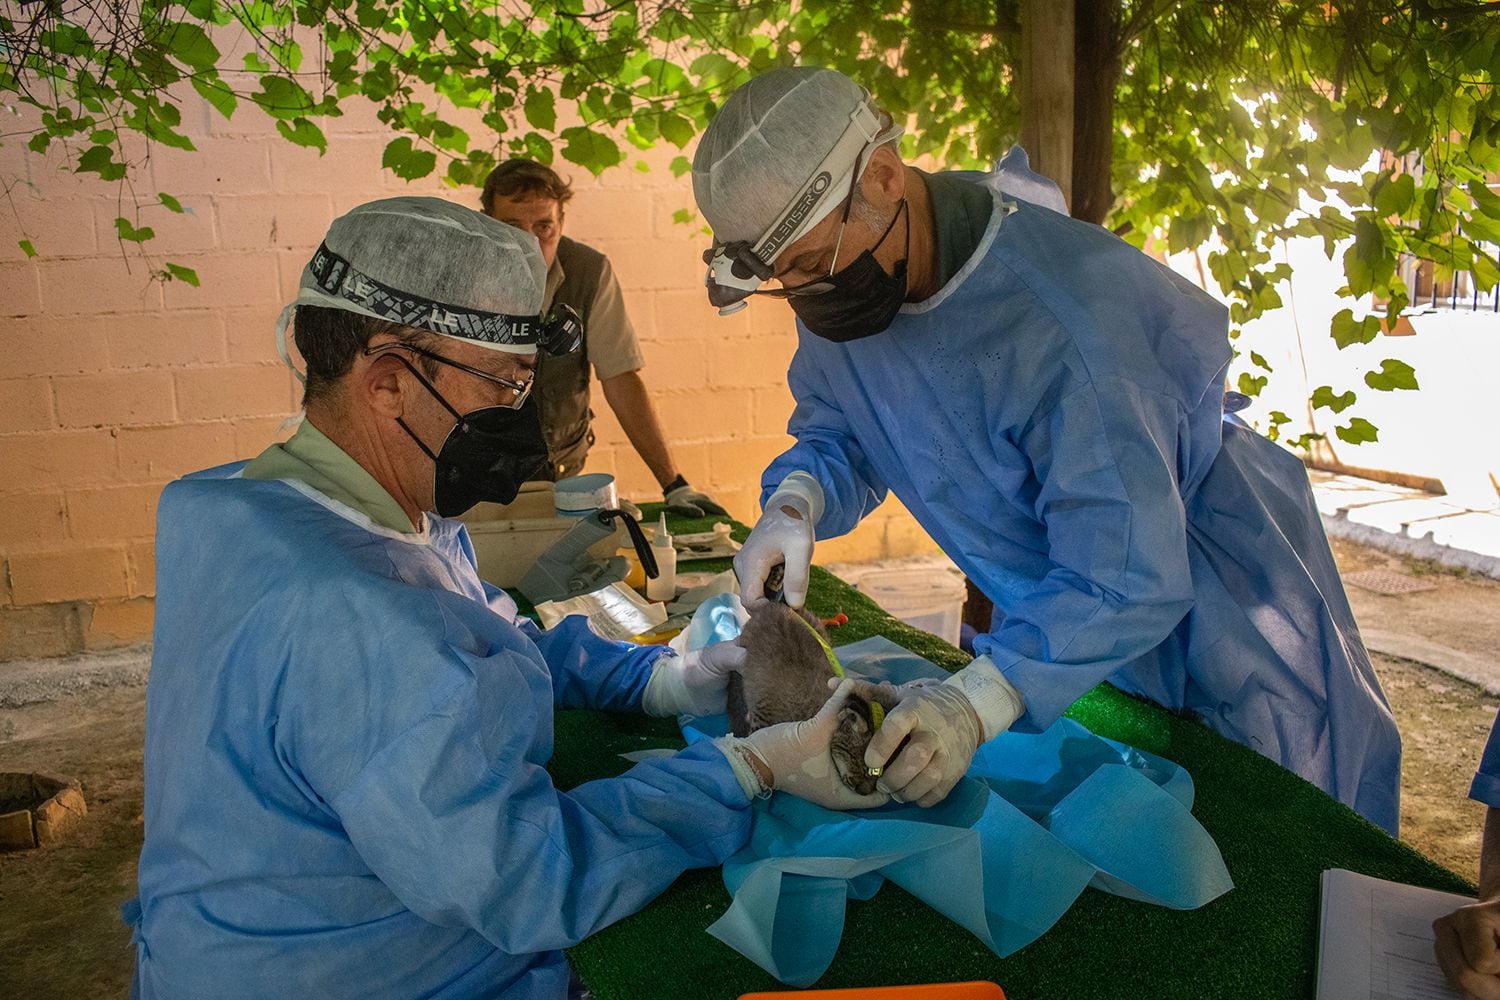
[1399,239,1500,313]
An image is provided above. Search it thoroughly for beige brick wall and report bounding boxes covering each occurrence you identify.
[0,95,936,660]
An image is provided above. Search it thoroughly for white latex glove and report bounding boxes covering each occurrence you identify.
[714,679,891,810]
[861,655,1025,807]
[640,642,746,717]
[1434,898,1500,999]
[663,480,728,518]
[734,472,823,608]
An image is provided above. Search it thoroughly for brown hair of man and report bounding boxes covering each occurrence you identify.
[479,160,574,215]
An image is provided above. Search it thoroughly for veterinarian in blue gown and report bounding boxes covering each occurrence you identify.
[126,197,882,1000]
[694,67,1400,833]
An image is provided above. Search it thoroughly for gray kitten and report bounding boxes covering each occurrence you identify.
[726,598,897,795]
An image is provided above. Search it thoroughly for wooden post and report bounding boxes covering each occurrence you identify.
[1020,0,1076,212]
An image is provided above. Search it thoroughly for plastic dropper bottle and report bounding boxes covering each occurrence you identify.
[646,512,677,602]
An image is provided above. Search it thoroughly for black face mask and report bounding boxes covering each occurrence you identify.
[789,199,909,343]
[397,369,550,517]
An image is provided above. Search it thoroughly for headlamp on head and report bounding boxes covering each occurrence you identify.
[702,241,774,313]
[701,101,895,316]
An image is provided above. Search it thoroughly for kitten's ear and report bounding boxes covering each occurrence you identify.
[835,702,872,736]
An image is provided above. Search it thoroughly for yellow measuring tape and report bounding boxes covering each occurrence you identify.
[792,613,884,730]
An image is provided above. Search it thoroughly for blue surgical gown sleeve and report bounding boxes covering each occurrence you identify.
[1473,711,1500,806]
[762,343,890,536]
[528,615,671,712]
[972,376,1198,732]
[479,571,669,713]
[293,625,750,955]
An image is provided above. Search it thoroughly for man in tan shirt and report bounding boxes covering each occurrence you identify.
[480,160,726,518]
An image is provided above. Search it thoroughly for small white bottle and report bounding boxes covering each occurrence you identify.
[646,512,677,603]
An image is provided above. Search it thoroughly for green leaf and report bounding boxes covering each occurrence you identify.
[276,117,327,153]
[1167,213,1212,254]
[18,239,36,258]
[1373,173,1415,217]
[658,112,695,148]
[162,22,220,72]
[76,145,126,181]
[159,192,184,213]
[27,133,50,154]
[1311,385,1357,413]
[671,208,694,225]
[114,217,155,243]
[1249,351,1272,372]
[1236,372,1268,397]
[165,262,200,286]
[1335,417,1379,445]
[1470,180,1500,219]
[559,127,624,175]
[381,137,436,181]
[255,76,314,119]
[1364,358,1419,392]
[670,155,691,178]
[524,88,556,132]
[1330,309,1381,349]
[192,76,238,120]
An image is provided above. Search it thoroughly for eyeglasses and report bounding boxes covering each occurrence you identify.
[363,341,535,410]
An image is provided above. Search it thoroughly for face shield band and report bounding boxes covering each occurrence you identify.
[309,242,543,348]
[703,101,901,314]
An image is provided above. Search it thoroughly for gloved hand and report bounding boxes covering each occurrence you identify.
[1434,897,1500,999]
[860,656,1025,807]
[734,472,823,608]
[663,477,728,518]
[640,641,746,717]
[715,679,891,810]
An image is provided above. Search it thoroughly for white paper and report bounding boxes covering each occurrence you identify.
[1317,867,1475,1000]
[534,581,667,642]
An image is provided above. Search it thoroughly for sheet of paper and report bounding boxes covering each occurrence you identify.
[1317,867,1476,1000]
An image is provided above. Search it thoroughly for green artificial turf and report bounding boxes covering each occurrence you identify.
[543,509,1473,1000]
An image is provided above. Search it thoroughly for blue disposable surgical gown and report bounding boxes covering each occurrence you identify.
[128,467,752,999]
[764,184,1401,833]
[1472,713,1500,808]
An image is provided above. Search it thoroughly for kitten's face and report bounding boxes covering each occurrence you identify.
[829,702,879,796]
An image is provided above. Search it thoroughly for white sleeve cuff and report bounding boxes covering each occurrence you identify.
[770,472,825,525]
[712,736,769,800]
[640,656,685,718]
[942,655,1026,742]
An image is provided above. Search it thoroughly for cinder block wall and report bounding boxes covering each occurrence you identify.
[0,96,936,660]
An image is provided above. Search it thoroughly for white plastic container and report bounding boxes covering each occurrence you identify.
[855,567,967,646]
[461,483,622,588]
[646,512,677,603]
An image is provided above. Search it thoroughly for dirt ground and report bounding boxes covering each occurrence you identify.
[1,536,1497,998]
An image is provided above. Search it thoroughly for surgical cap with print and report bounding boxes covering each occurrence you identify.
[692,67,903,256]
[277,196,548,358]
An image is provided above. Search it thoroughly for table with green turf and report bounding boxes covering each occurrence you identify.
[541,509,1471,1000]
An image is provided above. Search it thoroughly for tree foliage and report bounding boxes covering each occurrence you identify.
[3,0,1497,446]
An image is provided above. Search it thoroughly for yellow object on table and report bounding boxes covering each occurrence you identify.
[620,547,647,591]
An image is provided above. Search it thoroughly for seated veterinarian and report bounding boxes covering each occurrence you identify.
[125,197,886,1000]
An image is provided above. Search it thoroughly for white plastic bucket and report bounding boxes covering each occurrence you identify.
[855,568,967,646]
